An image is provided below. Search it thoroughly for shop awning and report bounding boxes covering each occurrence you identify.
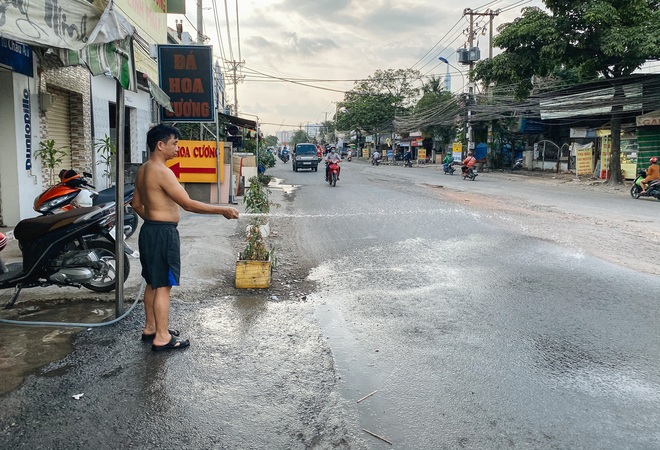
[218,112,257,129]
[0,0,136,90]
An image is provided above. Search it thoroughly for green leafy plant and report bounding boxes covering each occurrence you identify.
[35,139,68,184]
[258,149,276,172]
[94,134,116,183]
[239,219,276,266]
[243,176,271,213]
[257,173,272,185]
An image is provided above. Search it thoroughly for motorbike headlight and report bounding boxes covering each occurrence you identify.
[36,192,79,213]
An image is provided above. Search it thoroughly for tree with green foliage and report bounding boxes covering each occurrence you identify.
[473,1,660,183]
[264,135,278,148]
[336,69,421,135]
[414,76,459,150]
[289,130,312,148]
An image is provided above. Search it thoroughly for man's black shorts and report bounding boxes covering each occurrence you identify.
[138,220,180,288]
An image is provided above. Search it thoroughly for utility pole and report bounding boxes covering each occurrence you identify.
[462,8,500,158]
[225,60,244,115]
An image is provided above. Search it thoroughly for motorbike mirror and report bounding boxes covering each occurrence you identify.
[83,172,93,178]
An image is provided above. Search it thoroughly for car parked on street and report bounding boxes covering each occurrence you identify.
[292,143,319,172]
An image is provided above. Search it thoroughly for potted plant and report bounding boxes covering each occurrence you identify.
[236,176,278,288]
[235,219,275,289]
[243,176,277,237]
[35,139,68,185]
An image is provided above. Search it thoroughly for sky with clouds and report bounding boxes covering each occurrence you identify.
[168,0,546,135]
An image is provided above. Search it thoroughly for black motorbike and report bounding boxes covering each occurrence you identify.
[443,163,456,175]
[34,170,139,239]
[0,203,130,308]
[372,155,380,166]
[280,151,290,163]
[462,166,478,181]
[631,170,660,200]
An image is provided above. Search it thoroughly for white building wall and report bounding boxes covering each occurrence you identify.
[0,70,42,226]
[91,75,152,187]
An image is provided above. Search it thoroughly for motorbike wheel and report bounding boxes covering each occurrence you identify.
[630,185,641,199]
[331,173,337,187]
[81,240,130,292]
[468,172,476,181]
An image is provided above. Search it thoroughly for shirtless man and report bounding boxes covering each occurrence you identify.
[132,124,239,351]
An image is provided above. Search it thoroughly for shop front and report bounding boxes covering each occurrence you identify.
[597,130,639,180]
[636,111,660,171]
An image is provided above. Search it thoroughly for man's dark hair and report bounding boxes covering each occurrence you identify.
[147,124,181,153]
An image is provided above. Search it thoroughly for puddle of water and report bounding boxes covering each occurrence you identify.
[0,300,115,395]
[266,178,300,195]
[315,302,390,423]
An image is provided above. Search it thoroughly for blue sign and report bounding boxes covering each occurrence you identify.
[0,38,33,77]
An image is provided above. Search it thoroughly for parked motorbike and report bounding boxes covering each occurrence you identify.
[443,163,456,175]
[513,158,524,170]
[34,170,139,239]
[0,203,130,308]
[463,166,478,181]
[326,161,340,187]
[631,170,660,200]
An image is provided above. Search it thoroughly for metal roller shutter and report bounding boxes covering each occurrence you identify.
[45,88,72,173]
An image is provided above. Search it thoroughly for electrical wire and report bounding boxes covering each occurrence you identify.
[223,0,235,62]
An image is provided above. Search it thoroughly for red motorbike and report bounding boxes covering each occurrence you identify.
[34,170,139,238]
[327,161,340,187]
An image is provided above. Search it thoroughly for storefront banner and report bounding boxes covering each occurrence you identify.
[574,142,593,176]
[637,111,660,127]
[0,0,132,51]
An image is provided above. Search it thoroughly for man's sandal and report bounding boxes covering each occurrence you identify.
[141,329,181,341]
[151,336,190,352]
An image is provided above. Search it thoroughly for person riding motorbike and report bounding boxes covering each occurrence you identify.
[443,152,454,172]
[640,157,659,194]
[372,150,381,164]
[404,149,413,166]
[462,151,476,176]
[325,147,341,181]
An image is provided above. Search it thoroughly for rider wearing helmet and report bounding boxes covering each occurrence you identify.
[461,151,476,176]
[641,156,659,194]
[325,147,341,181]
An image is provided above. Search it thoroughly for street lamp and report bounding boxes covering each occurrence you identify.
[438,57,465,93]
[439,56,471,154]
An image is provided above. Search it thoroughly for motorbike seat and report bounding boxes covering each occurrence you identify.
[94,184,134,204]
[14,206,100,242]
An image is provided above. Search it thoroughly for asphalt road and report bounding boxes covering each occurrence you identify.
[273,158,660,448]
[0,157,658,449]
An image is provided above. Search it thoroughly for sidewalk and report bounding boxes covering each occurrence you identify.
[0,202,245,394]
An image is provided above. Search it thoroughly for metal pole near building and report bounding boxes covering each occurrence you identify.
[114,81,126,316]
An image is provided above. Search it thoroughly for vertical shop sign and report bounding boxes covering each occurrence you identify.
[23,88,32,170]
[158,45,214,122]
[574,143,593,176]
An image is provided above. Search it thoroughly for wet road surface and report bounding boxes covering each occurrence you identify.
[280,159,660,448]
[0,158,658,449]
